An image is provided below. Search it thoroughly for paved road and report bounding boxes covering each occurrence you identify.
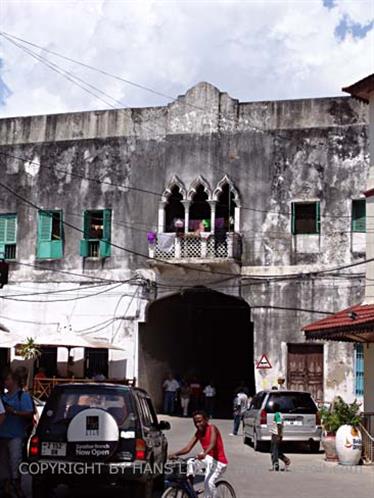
[165,417,373,498]
[23,417,373,498]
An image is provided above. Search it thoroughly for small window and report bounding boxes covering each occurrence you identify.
[37,210,63,259]
[291,202,320,235]
[0,214,17,260]
[80,209,111,258]
[352,199,366,233]
[355,344,364,396]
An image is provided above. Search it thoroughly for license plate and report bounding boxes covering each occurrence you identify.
[284,420,303,426]
[41,442,67,456]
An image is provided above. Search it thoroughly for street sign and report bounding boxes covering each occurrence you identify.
[256,354,272,369]
[0,261,9,288]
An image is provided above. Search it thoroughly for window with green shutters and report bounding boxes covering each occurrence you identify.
[291,201,321,235]
[37,210,64,259]
[352,199,366,233]
[0,214,17,260]
[80,209,111,258]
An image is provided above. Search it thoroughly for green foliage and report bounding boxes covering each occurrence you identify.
[320,396,361,434]
[19,337,41,360]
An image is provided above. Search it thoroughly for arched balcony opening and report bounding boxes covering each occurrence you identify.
[189,184,211,233]
[216,183,237,233]
[164,185,185,233]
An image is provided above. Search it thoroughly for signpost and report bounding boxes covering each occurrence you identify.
[256,354,272,369]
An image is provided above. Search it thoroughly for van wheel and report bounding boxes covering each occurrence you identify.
[130,480,153,498]
[32,478,56,498]
[309,441,320,453]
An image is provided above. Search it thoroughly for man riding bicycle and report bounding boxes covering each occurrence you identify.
[169,411,228,498]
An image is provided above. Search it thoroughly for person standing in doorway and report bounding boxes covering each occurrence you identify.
[180,381,191,417]
[270,402,291,471]
[189,378,202,413]
[203,381,216,418]
[230,387,248,436]
[163,374,180,415]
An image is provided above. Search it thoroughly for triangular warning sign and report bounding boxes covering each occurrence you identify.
[256,354,272,369]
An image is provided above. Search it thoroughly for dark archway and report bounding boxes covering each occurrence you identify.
[189,185,211,232]
[165,186,185,233]
[138,287,254,417]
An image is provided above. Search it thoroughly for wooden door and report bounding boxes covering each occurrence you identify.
[287,344,324,401]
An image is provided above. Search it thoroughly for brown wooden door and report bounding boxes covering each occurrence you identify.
[287,344,324,402]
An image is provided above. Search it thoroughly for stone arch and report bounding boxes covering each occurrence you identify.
[213,175,241,207]
[187,176,212,201]
[161,175,187,202]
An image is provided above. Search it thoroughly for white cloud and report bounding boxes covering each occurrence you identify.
[0,0,372,117]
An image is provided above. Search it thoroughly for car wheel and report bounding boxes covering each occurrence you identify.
[253,430,265,452]
[309,441,320,453]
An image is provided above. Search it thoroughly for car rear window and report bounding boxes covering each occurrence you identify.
[265,392,317,414]
[43,388,136,430]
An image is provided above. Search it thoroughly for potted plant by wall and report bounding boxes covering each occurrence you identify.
[320,404,340,461]
[333,397,362,466]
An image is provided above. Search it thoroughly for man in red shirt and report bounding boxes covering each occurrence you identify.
[170,411,228,498]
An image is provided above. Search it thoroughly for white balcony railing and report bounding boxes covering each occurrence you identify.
[148,232,241,261]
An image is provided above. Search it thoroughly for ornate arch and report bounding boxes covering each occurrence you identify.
[213,175,241,207]
[161,175,187,202]
[187,176,212,201]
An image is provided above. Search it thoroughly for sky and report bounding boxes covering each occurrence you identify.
[0,0,372,117]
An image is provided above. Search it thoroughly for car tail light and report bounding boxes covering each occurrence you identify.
[29,436,39,457]
[260,409,267,425]
[316,411,321,425]
[135,438,146,460]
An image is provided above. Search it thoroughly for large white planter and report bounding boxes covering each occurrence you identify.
[335,425,362,465]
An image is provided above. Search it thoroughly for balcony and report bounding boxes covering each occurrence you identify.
[148,232,242,262]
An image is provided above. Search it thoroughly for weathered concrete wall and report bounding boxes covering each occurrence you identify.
[0,82,369,401]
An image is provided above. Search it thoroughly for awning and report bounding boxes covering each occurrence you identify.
[303,303,374,343]
[0,330,125,351]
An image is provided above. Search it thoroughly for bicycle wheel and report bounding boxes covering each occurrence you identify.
[161,486,190,498]
[215,480,237,498]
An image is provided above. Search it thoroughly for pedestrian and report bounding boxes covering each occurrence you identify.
[163,373,180,415]
[189,377,202,412]
[230,387,248,436]
[169,410,228,498]
[270,402,291,471]
[203,381,216,418]
[0,369,34,498]
[180,381,191,417]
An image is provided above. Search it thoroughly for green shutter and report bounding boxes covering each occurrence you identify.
[37,211,63,259]
[83,211,91,239]
[0,215,17,244]
[100,209,111,257]
[80,239,89,257]
[352,200,366,233]
[291,203,296,235]
[0,243,5,258]
[316,202,321,234]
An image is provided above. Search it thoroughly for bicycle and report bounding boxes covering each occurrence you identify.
[161,458,236,498]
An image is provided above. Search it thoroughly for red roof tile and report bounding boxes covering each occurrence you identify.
[303,303,374,336]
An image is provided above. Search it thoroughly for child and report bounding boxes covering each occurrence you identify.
[270,402,291,471]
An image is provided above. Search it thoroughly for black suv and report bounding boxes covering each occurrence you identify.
[29,383,170,497]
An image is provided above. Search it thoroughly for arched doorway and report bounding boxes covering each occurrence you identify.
[138,287,254,417]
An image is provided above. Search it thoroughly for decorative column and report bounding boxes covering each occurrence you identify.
[234,206,240,233]
[158,201,167,233]
[182,200,191,234]
[208,200,217,234]
[227,232,234,258]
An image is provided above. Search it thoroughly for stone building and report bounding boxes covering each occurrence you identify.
[0,82,369,412]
